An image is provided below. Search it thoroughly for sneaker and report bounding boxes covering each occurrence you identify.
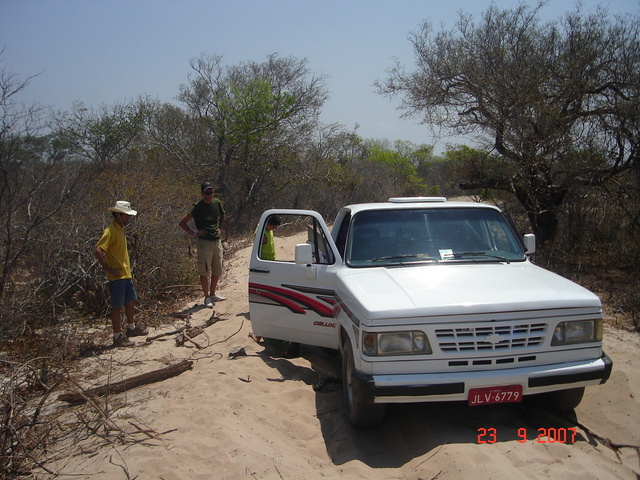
[113,335,135,347]
[210,294,226,302]
[204,296,214,308]
[126,325,149,337]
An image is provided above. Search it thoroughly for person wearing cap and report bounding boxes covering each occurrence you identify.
[178,183,227,308]
[94,201,148,347]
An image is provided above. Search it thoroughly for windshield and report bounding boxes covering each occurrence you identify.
[346,207,526,267]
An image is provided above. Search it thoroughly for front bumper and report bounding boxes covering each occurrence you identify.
[353,352,612,404]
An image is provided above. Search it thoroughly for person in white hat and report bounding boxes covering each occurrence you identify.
[94,201,148,347]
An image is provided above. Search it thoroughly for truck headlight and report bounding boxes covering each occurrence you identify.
[551,319,602,346]
[362,331,432,356]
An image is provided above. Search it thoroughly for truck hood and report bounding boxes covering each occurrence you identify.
[337,262,601,320]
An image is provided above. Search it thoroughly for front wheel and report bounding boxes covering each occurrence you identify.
[342,337,385,427]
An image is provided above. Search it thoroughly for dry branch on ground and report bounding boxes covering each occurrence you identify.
[58,360,193,405]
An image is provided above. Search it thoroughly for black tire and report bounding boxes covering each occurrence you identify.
[537,387,585,411]
[342,337,386,427]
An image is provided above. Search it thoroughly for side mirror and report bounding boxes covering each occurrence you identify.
[523,234,536,255]
[295,243,313,265]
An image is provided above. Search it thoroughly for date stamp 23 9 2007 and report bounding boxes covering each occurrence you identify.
[477,427,579,444]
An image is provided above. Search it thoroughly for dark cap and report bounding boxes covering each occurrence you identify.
[201,182,214,192]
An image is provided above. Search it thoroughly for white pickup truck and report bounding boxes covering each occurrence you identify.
[248,197,612,427]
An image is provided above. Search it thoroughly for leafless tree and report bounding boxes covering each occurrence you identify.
[51,100,146,167]
[143,99,214,177]
[379,3,640,245]
[0,59,95,335]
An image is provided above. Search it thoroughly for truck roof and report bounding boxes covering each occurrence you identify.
[342,197,501,215]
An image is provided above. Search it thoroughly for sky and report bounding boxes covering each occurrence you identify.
[1,0,638,152]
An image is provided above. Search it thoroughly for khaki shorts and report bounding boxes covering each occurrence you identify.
[197,238,223,277]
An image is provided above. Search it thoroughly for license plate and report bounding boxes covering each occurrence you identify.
[468,385,523,406]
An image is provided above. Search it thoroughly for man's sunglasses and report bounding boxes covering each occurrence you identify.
[203,190,214,195]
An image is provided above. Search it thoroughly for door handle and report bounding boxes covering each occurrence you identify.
[250,268,270,273]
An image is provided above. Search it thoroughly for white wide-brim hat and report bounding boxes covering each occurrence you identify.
[108,200,137,216]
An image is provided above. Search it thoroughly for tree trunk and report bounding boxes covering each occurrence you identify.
[513,184,566,247]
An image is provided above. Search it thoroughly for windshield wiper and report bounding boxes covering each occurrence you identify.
[371,253,436,263]
[444,251,510,264]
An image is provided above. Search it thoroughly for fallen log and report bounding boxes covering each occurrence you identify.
[58,360,193,405]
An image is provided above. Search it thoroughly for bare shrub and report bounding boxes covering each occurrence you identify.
[0,354,172,478]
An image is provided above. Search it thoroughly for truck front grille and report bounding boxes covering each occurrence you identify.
[435,322,546,353]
